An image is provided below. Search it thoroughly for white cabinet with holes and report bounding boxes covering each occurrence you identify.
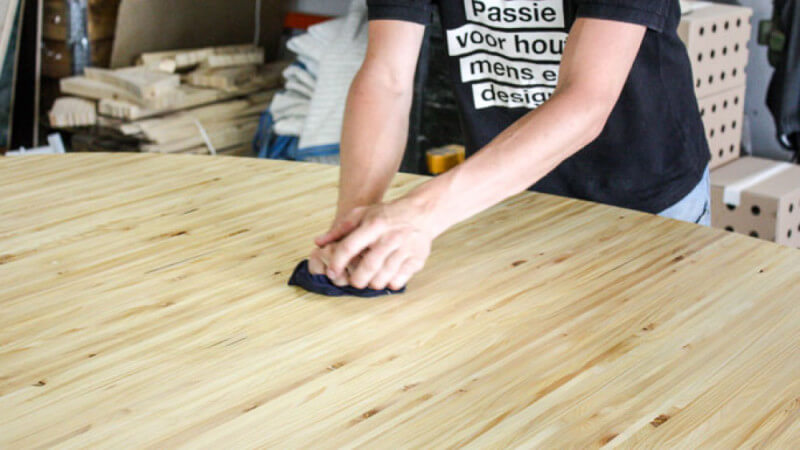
[679,2,753,169]
[711,157,800,248]
[679,2,753,98]
[698,86,746,169]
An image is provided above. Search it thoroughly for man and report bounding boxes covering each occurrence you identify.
[309,0,711,291]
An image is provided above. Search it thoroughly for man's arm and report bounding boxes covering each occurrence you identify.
[403,18,647,233]
[320,18,648,290]
[309,20,425,279]
[332,20,425,220]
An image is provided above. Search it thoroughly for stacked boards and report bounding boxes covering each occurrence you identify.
[48,97,97,128]
[49,44,285,156]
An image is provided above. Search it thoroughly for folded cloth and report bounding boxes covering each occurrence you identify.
[297,0,368,161]
[288,260,405,297]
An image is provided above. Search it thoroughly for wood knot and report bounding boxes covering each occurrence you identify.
[243,403,261,413]
[361,408,379,419]
[672,255,685,262]
[402,383,418,391]
[327,361,346,371]
[511,260,527,267]
[642,323,655,331]
[553,254,570,263]
[153,230,188,240]
[33,380,46,387]
[600,433,618,445]
[650,414,670,427]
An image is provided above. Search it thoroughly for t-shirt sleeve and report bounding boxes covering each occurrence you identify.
[366,0,435,25]
[575,0,671,32]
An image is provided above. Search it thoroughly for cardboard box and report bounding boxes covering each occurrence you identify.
[711,157,800,247]
[679,2,752,98]
[699,85,745,169]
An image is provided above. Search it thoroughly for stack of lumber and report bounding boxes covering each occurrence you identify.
[48,44,286,156]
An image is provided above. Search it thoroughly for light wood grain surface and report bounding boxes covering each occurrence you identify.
[1,153,799,448]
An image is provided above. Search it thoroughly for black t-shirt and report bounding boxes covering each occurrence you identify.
[367,0,711,213]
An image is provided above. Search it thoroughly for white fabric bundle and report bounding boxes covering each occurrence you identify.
[268,0,367,164]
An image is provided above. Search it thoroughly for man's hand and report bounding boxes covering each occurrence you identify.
[309,244,351,286]
[308,211,368,285]
[307,20,427,287]
[314,198,437,290]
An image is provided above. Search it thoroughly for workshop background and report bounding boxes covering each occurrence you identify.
[1,0,799,246]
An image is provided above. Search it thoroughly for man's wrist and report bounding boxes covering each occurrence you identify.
[336,196,381,222]
[400,182,453,238]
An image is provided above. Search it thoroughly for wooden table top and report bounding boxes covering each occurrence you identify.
[1,153,799,448]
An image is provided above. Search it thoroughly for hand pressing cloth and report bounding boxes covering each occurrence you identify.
[288,260,405,297]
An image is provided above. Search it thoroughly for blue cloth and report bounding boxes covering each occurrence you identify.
[658,166,711,226]
[254,111,299,160]
[254,110,339,162]
[288,260,406,297]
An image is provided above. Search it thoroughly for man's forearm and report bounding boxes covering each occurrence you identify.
[336,68,413,220]
[405,88,610,236]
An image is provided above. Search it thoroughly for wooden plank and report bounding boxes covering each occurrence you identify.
[105,91,273,138]
[139,47,214,72]
[47,96,96,128]
[135,99,267,143]
[67,61,284,120]
[201,46,264,69]
[83,66,180,101]
[60,75,141,105]
[140,116,258,153]
[96,81,277,121]
[185,65,258,91]
[139,44,261,72]
[185,61,285,92]
[0,153,799,447]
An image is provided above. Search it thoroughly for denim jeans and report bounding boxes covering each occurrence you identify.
[658,167,711,226]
